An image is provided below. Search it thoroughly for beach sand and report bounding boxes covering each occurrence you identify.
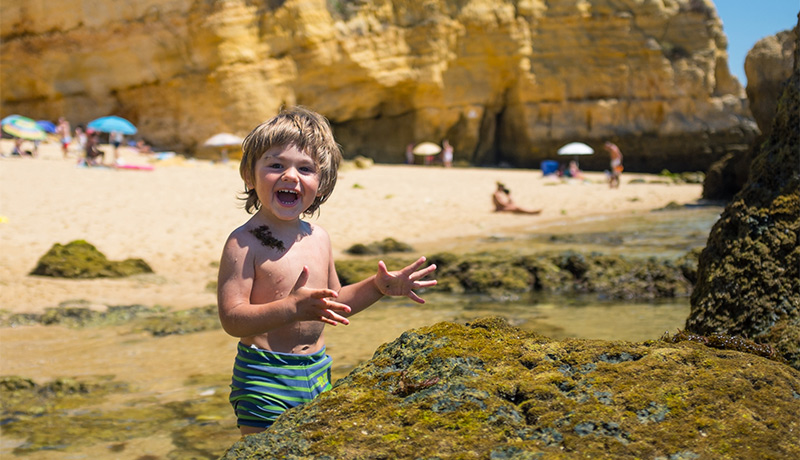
[0,139,704,316]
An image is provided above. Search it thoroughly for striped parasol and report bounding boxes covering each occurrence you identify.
[1,114,47,140]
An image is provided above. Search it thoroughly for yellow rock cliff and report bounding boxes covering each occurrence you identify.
[0,0,754,171]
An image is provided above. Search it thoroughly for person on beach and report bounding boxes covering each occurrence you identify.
[442,139,454,168]
[217,106,438,435]
[492,182,541,215]
[82,129,104,166]
[56,117,72,158]
[74,126,88,154]
[604,141,623,188]
[110,131,124,159]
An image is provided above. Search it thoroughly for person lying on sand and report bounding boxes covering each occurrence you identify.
[492,182,542,215]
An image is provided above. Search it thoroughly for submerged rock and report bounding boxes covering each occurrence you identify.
[687,17,800,370]
[30,240,153,279]
[222,317,800,459]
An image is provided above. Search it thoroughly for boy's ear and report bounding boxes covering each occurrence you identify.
[243,171,254,190]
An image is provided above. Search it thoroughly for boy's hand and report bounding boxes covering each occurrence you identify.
[290,266,352,326]
[375,256,437,303]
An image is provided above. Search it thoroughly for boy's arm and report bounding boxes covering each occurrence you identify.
[336,256,437,316]
[217,233,351,338]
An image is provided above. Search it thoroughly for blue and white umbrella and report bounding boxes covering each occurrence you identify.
[88,116,137,135]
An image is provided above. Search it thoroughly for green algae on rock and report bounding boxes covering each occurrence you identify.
[0,303,221,336]
[337,249,696,300]
[0,374,234,457]
[345,237,414,255]
[687,18,800,370]
[30,240,153,278]
[221,317,800,459]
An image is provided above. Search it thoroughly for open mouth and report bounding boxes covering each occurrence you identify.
[276,189,300,206]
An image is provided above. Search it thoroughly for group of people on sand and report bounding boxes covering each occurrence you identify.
[6,115,155,166]
[492,141,624,215]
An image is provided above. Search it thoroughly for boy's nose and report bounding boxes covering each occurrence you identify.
[281,167,299,182]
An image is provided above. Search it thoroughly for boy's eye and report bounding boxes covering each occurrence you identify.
[269,163,283,169]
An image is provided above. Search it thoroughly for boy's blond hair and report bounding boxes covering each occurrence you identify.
[239,107,342,216]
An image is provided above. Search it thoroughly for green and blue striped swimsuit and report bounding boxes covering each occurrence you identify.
[229,342,332,428]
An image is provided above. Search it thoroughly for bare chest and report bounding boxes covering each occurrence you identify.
[249,237,331,304]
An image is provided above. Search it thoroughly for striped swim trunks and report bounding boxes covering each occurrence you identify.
[229,342,333,428]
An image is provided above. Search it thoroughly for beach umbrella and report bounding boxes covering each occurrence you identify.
[1,115,47,140]
[37,120,57,134]
[203,133,243,148]
[1,114,25,125]
[412,141,442,156]
[88,116,137,135]
[203,133,243,162]
[557,142,594,156]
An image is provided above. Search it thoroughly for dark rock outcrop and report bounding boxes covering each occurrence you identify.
[222,318,800,459]
[703,25,797,201]
[687,17,800,369]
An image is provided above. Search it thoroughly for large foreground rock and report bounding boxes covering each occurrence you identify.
[222,318,800,459]
[688,16,800,369]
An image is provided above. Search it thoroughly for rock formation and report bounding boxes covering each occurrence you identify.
[703,24,797,200]
[0,0,754,171]
[222,318,800,459]
[687,16,799,369]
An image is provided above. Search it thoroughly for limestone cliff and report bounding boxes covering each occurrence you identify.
[1,0,754,171]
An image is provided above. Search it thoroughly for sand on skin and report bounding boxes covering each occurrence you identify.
[0,139,703,315]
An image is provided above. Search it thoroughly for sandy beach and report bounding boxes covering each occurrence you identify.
[0,139,704,315]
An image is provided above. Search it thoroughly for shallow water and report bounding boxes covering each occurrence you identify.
[0,205,723,458]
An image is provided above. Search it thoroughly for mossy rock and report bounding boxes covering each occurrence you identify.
[336,250,693,300]
[222,317,800,459]
[30,240,153,278]
[345,238,413,255]
[687,28,800,369]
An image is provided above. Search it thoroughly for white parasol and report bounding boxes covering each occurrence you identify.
[412,142,442,156]
[203,133,243,162]
[557,142,594,155]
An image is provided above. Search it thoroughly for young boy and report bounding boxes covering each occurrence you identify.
[217,107,437,435]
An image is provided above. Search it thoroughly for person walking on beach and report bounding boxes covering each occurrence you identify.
[217,106,437,435]
[56,117,72,159]
[604,141,623,188]
[492,182,541,215]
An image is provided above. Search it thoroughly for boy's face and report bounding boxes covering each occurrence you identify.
[247,144,321,221]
